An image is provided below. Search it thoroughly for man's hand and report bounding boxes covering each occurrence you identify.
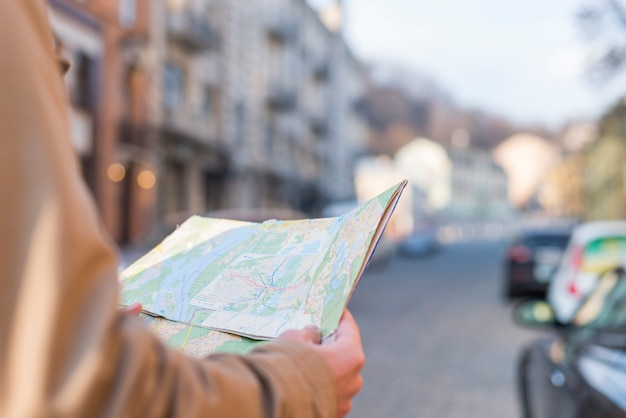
[122,302,143,317]
[278,310,365,418]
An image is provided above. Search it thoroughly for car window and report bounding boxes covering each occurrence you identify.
[573,272,626,333]
[580,237,626,273]
[522,234,570,247]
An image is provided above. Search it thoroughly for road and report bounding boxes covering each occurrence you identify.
[348,240,540,418]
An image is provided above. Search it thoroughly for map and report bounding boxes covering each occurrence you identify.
[120,180,406,348]
[140,314,263,356]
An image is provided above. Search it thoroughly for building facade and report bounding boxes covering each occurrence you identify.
[584,134,626,220]
[493,133,561,209]
[446,146,510,220]
[51,0,367,244]
[149,0,367,234]
[583,100,626,220]
[49,0,152,243]
[392,137,510,222]
[538,153,586,219]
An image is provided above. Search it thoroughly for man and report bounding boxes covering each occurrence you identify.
[0,1,364,417]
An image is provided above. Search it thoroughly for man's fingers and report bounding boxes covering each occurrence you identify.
[278,325,322,344]
[303,325,322,343]
[334,309,361,342]
[337,400,353,418]
[123,302,143,317]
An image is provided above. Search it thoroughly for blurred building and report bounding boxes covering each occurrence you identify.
[446,146,510,220]
[493,133,561,209]
[584,100,626,220]
[354,156,418,240]
[585,133,626,220]
[51,0,367,244]
[49,0,152,243]
[559,122,597,154]
[384,136,509,222]
[538,122,597,219]
[394,138,452,214]
[538,153,586,219]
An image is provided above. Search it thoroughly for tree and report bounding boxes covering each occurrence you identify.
[578,0,626,83]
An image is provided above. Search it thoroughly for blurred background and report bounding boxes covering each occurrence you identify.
[49,0,626,416]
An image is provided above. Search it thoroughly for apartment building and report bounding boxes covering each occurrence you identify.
[538,153,586,219]
[393,137,510,221]
[446,147,510,220]
[152,0,367,230]
[49,0,153,243]
[583,100,626,221]
[146,0,224,227]
[50,0,366,243]
[493,133,561,209]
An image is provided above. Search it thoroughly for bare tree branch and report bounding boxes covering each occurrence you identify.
[608,0,626,29]
[578,0,626,83]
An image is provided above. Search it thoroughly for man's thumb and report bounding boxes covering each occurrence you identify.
[278,325,322,344]
[123,302,143,317]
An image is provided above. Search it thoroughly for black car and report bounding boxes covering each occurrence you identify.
[504,229,571,299]
[514,267,626,418]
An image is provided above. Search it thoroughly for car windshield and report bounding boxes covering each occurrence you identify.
[522,233,570,247]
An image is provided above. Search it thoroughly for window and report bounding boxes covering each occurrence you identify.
[119,0,137,28]
[164,63,183,111]
[164,160,186,214]
[573,270,626,333]
[203,171,224,211]
[235,102,245,146]
[200,86,212,117]
[72,52,93,110]
[266,117,275,155]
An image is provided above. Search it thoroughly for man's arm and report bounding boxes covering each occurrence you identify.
[0,1,337,416]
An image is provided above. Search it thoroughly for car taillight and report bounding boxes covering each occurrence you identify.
[508,245,532,263]
[567,281,580,297]
[570,244,583,270]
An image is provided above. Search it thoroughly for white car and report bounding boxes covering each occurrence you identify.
[548,221,626,323]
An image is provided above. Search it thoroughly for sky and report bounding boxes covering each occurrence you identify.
[309,0,626,129]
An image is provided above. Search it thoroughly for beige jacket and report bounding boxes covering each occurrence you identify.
[0,1,335,417]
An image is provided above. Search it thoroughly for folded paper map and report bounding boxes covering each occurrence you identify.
[120,180,407,356]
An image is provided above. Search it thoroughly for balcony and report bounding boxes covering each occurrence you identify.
[313,62,330,81]
[166,12,218,52]
[118,121,152,148]
[352,97,368,117]
[309,116,328,136]
[267,19,298,43]
[161,109,219,148]
[267,85,297,112]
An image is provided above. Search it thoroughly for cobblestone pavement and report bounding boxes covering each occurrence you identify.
[348,240,540,418]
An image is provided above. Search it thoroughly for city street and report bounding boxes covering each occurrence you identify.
[8,0,625,416]
[349,240,540,418]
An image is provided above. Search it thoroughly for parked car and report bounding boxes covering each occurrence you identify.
[398,227,440,257]
[514,267,626,418]
[503,229,572,299]
[549,221,626,324]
